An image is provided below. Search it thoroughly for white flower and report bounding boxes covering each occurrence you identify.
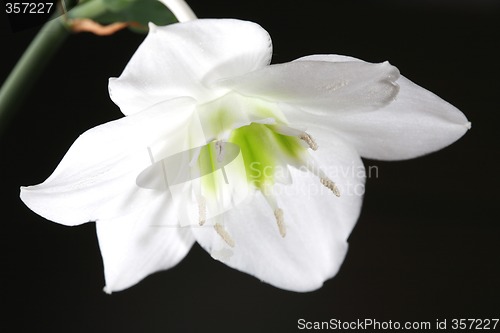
[20,19,470,293]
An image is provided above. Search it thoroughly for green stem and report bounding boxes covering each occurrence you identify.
[68,0,107,19]
[0,18,67,134]
[0,0,107,135]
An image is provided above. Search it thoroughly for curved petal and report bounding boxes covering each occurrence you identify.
[288,54,471,160]
[216,60,400,114]
[192,136,364,292]
[20,98,200,226]
[97,192,195,293]
[109,19,273,115]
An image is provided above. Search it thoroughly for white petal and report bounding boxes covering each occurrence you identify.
[290,54,471,160]
[109,19,272,115]
[20,98,200,226]
[216,60,400,114]
[196,92,287,142]
[97,192,195,293]
[192,136,364,292]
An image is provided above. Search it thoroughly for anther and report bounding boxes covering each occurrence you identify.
[305,161,341,198]
[215,140,225,163]
[320,177,341,197]
[214,223,235,248]
[299,132,318,151]
[198,197,206,226]
[261,187,287,238]
[214,141,229,184]
[274,208,286,237]
[272,125,319,151]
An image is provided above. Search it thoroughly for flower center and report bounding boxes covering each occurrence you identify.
[139,93,341,247]
[188,93,344,246]
[228,122,306,190]
[196,122,340,247]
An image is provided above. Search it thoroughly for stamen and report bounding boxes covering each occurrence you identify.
[214,223,235,248]
[274,208,286,238]
[299,132,318,151]
[305,161,341,197]
[198,197,206,226]
[271,124,318,151]
[189,146,202,167]
[214,141,229,184]
[147,147,155,164]
[215,140,225,163]
[320,177,341,197]
[262,187,287,238]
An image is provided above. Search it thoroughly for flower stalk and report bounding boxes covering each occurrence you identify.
[0,16,68,134]
[0,0,195,135]
[0,0,110,135]
[160,0,197,22]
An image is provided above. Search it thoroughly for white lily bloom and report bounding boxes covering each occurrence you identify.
[20,19,470,293]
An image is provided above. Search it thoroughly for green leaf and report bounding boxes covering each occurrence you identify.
[102,0,136,12]
[96,0,177,33]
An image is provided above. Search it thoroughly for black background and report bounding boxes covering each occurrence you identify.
[1,0,499,332]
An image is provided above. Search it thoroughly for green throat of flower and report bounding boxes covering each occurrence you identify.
[229,123,305,189]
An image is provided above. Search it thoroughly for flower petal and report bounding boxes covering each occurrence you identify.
[196,92,287,142]
[109,19,272,115]
[191,136,364,292]
[96,192,195,293]
[20,98,201,226]
[216,60,400,114]
[289,55,471,160]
